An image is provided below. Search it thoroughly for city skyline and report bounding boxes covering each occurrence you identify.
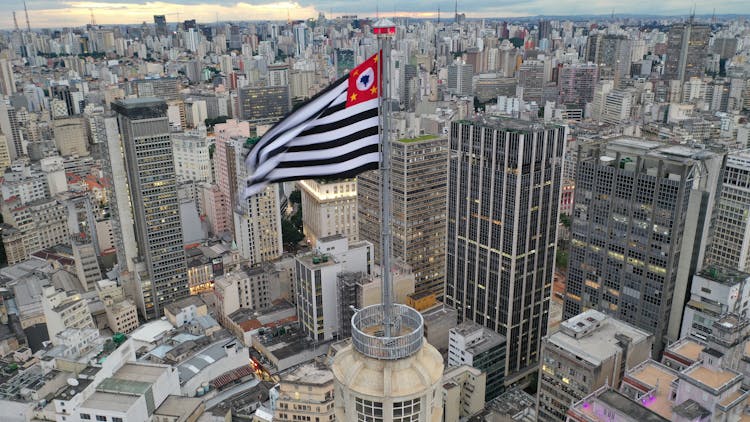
[2,0,749,30]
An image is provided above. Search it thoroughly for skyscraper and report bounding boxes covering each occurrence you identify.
[705,152,750,272]
[112,98,189,319]
[447,62,474,97]
[558,63,599,108]
[237,85,291,124]
[298,178,359,247]
[358,135,449,298]
[153,15,167,37]
[664,20,710,83]
[445,117,567,384]
[563,138,722,356]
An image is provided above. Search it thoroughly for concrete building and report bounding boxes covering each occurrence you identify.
[664,21,710,83]
[445,117,566,385]
[447,62,474,97]
[71,235,102,292]
[227,137,283,266]
[295,235,372,341]
[53,117,89,157]
[41,286,96,345]
[705,152,750,272]
[558,63,599,108]
[112,98,189,320]
[274,362,335,422]
[537,310,653,421]
[358,135,449,298]
[213,119,251,236]
[1,197,69,265]
[448,321,506,401]
[442,365,486,421]
[563,138,723,355]
[332,304,444,421]
[164,296,208,328]
[172,128,212,184]
[681,267,750,341]
[298,178,358,247]
[238,85,291,123]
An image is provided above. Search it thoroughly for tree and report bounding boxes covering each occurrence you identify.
[559,213,572,228]
[289,190,301,204]
[281,218,304,244]
[508,37,524,48]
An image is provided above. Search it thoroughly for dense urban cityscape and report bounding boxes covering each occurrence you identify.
[0,3,748,421]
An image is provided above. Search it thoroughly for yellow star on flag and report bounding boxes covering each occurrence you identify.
[370,86,377,95]
[373,55,378,62]
[350,92,358,101]
[353,70,360,76]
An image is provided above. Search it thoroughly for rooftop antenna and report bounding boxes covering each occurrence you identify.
[90,8,96,27]
[23,1,31,32]
[437,6,440,24]
[12,11,19,32]
[455,0,458,23]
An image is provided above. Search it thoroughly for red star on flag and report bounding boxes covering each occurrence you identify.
[346,53,379,108]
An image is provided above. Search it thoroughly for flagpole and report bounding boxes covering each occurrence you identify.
[374,19,397,338]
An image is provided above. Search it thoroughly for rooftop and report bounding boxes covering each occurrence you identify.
[698,266,750,286]
[664,337,705,364]
[586,389,669,422]
[487,388,537,417]
[682,364,741,391]
[164,295,206,316]
[154,395,204,417]
[673,399,711,419]
[459,115,562,132]
[549,310,652,367]
[80,391,139,413]
[623,360,679,420]
[281,361,333,386]
[397,134,439,143]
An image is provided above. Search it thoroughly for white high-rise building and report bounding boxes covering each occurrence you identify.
[298,178,358,247]
[42,286,96,344]
[295,235,372,341]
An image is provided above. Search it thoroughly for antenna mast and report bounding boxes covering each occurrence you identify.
[23,1,31,32]
[13,12,19,32]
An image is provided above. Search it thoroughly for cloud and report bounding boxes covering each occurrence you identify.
[5,0,750,29]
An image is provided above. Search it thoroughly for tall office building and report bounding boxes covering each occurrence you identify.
[359,135,449,298]
[445,117,567,384]
[558,63,599,108]
[705,152,750,272]
[0,58,15,96]
[237,85,291,123]
[517,60,545,104]
[598,35,631,88]
[298,178,359,247]
[563,138,723,356]
[0,98,23,160]
[664,20,710,83]
[112,98,189,319]
[153,15,167,37]
[447,62,474,97]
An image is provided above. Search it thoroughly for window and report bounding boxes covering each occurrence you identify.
[96,416,107,422]
[355,397,383,422]
[80,415,91,421]
[112,418,123,422]
[393,398,421,421]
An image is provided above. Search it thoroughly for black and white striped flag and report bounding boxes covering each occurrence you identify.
[243,53,380,199]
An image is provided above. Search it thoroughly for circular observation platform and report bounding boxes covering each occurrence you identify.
[351,303,424,360]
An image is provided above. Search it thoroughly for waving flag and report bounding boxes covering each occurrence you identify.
[243,53,380,199]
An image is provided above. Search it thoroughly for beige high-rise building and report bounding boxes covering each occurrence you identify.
[0,133,10,174]
[274,362,335,422]
[298,178,358,247]
[53,117,89,157]
[358,135,449,298]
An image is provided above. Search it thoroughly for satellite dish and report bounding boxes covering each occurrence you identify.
[67,378,79,387]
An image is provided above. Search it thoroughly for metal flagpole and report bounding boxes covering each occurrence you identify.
[374,19,396,338]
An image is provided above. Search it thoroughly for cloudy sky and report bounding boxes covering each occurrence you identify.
[3,0,748,29]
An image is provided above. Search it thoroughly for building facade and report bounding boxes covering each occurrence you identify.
[298,178,358,247]
[445,117,566,384]
[113,98,189,319]
[358,135,449,298]
[563,138,723,355]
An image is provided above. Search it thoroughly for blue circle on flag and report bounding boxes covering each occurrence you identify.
[356,67,375,92]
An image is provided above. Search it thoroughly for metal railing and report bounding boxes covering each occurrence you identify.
[351,304,424,360]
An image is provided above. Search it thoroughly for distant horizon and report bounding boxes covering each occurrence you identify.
[1,0,748,31]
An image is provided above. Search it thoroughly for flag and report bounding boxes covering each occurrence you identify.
[243,53,380,199]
